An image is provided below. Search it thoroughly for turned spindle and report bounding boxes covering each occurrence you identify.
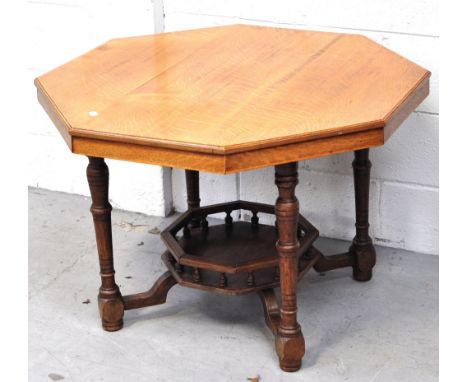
[251,211,259,228]
[247,271,255,287]
[219,273,227,288]
[225,211,233,231]
[185,170,201,228]
[274,266,280,281]
[193,267,201,283]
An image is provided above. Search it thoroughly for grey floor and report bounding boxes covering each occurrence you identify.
[29,188,438,382]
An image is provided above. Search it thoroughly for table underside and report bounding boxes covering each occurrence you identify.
[122,199,366,342]
[85,151,377,372]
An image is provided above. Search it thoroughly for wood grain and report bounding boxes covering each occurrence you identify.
[72,128,382,174]
[36,24,430,173]
[258,289,281,334]
[86,157,124,332]
[274,162,305,372]
[122,271,177,310]
[350,149,377,281]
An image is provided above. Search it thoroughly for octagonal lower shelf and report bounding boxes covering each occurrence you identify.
[160,200,320,295]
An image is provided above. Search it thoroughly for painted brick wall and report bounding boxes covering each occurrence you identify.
[28,0,172,216]
[166,0,439,255]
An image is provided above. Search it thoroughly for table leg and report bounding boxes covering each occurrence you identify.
[185,170,201,227]
[350,149,377,281]
[87,157,124,331]
[274,162,305,372]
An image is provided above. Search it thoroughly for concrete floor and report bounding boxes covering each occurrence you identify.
[29,188,438,382]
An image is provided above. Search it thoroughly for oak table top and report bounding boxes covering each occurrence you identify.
[35,24,430,174]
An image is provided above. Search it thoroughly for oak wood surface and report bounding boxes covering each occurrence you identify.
[35,25,430,173]
[161,249,320,297]
[350,149,377,281]
[122,271,177,310]
[274,162,305,372]
[174,222,315,274]
[72,128,382,174]
[258,289,281,334]
[86,157,124,331]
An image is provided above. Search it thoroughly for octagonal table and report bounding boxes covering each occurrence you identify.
[35,24,430,372]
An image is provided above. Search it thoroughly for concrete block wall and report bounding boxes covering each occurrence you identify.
[27,0,172,216]
[167,0,439,255]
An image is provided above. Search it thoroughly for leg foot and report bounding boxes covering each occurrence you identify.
[350,243,376,282]
[275,333,306,372]
[353,269,372,282]
[98,297,124,331]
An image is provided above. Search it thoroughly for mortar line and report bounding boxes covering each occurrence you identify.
[299,166,438,190]
[155,0,165,33]
[309,24,438,38]
[414,110,439,116]
[166,11,439,39]
[380,180,439,192]
[28,0,79,8]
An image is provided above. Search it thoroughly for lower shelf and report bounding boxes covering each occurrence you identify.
[160,200,320,295]
[178,222,292,272]
[162,246,322,296]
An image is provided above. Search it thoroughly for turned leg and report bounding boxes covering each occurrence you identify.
[274,162,305,372]
[350,149,377,281]
[87,157,124,331]
[185,170,201,227]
